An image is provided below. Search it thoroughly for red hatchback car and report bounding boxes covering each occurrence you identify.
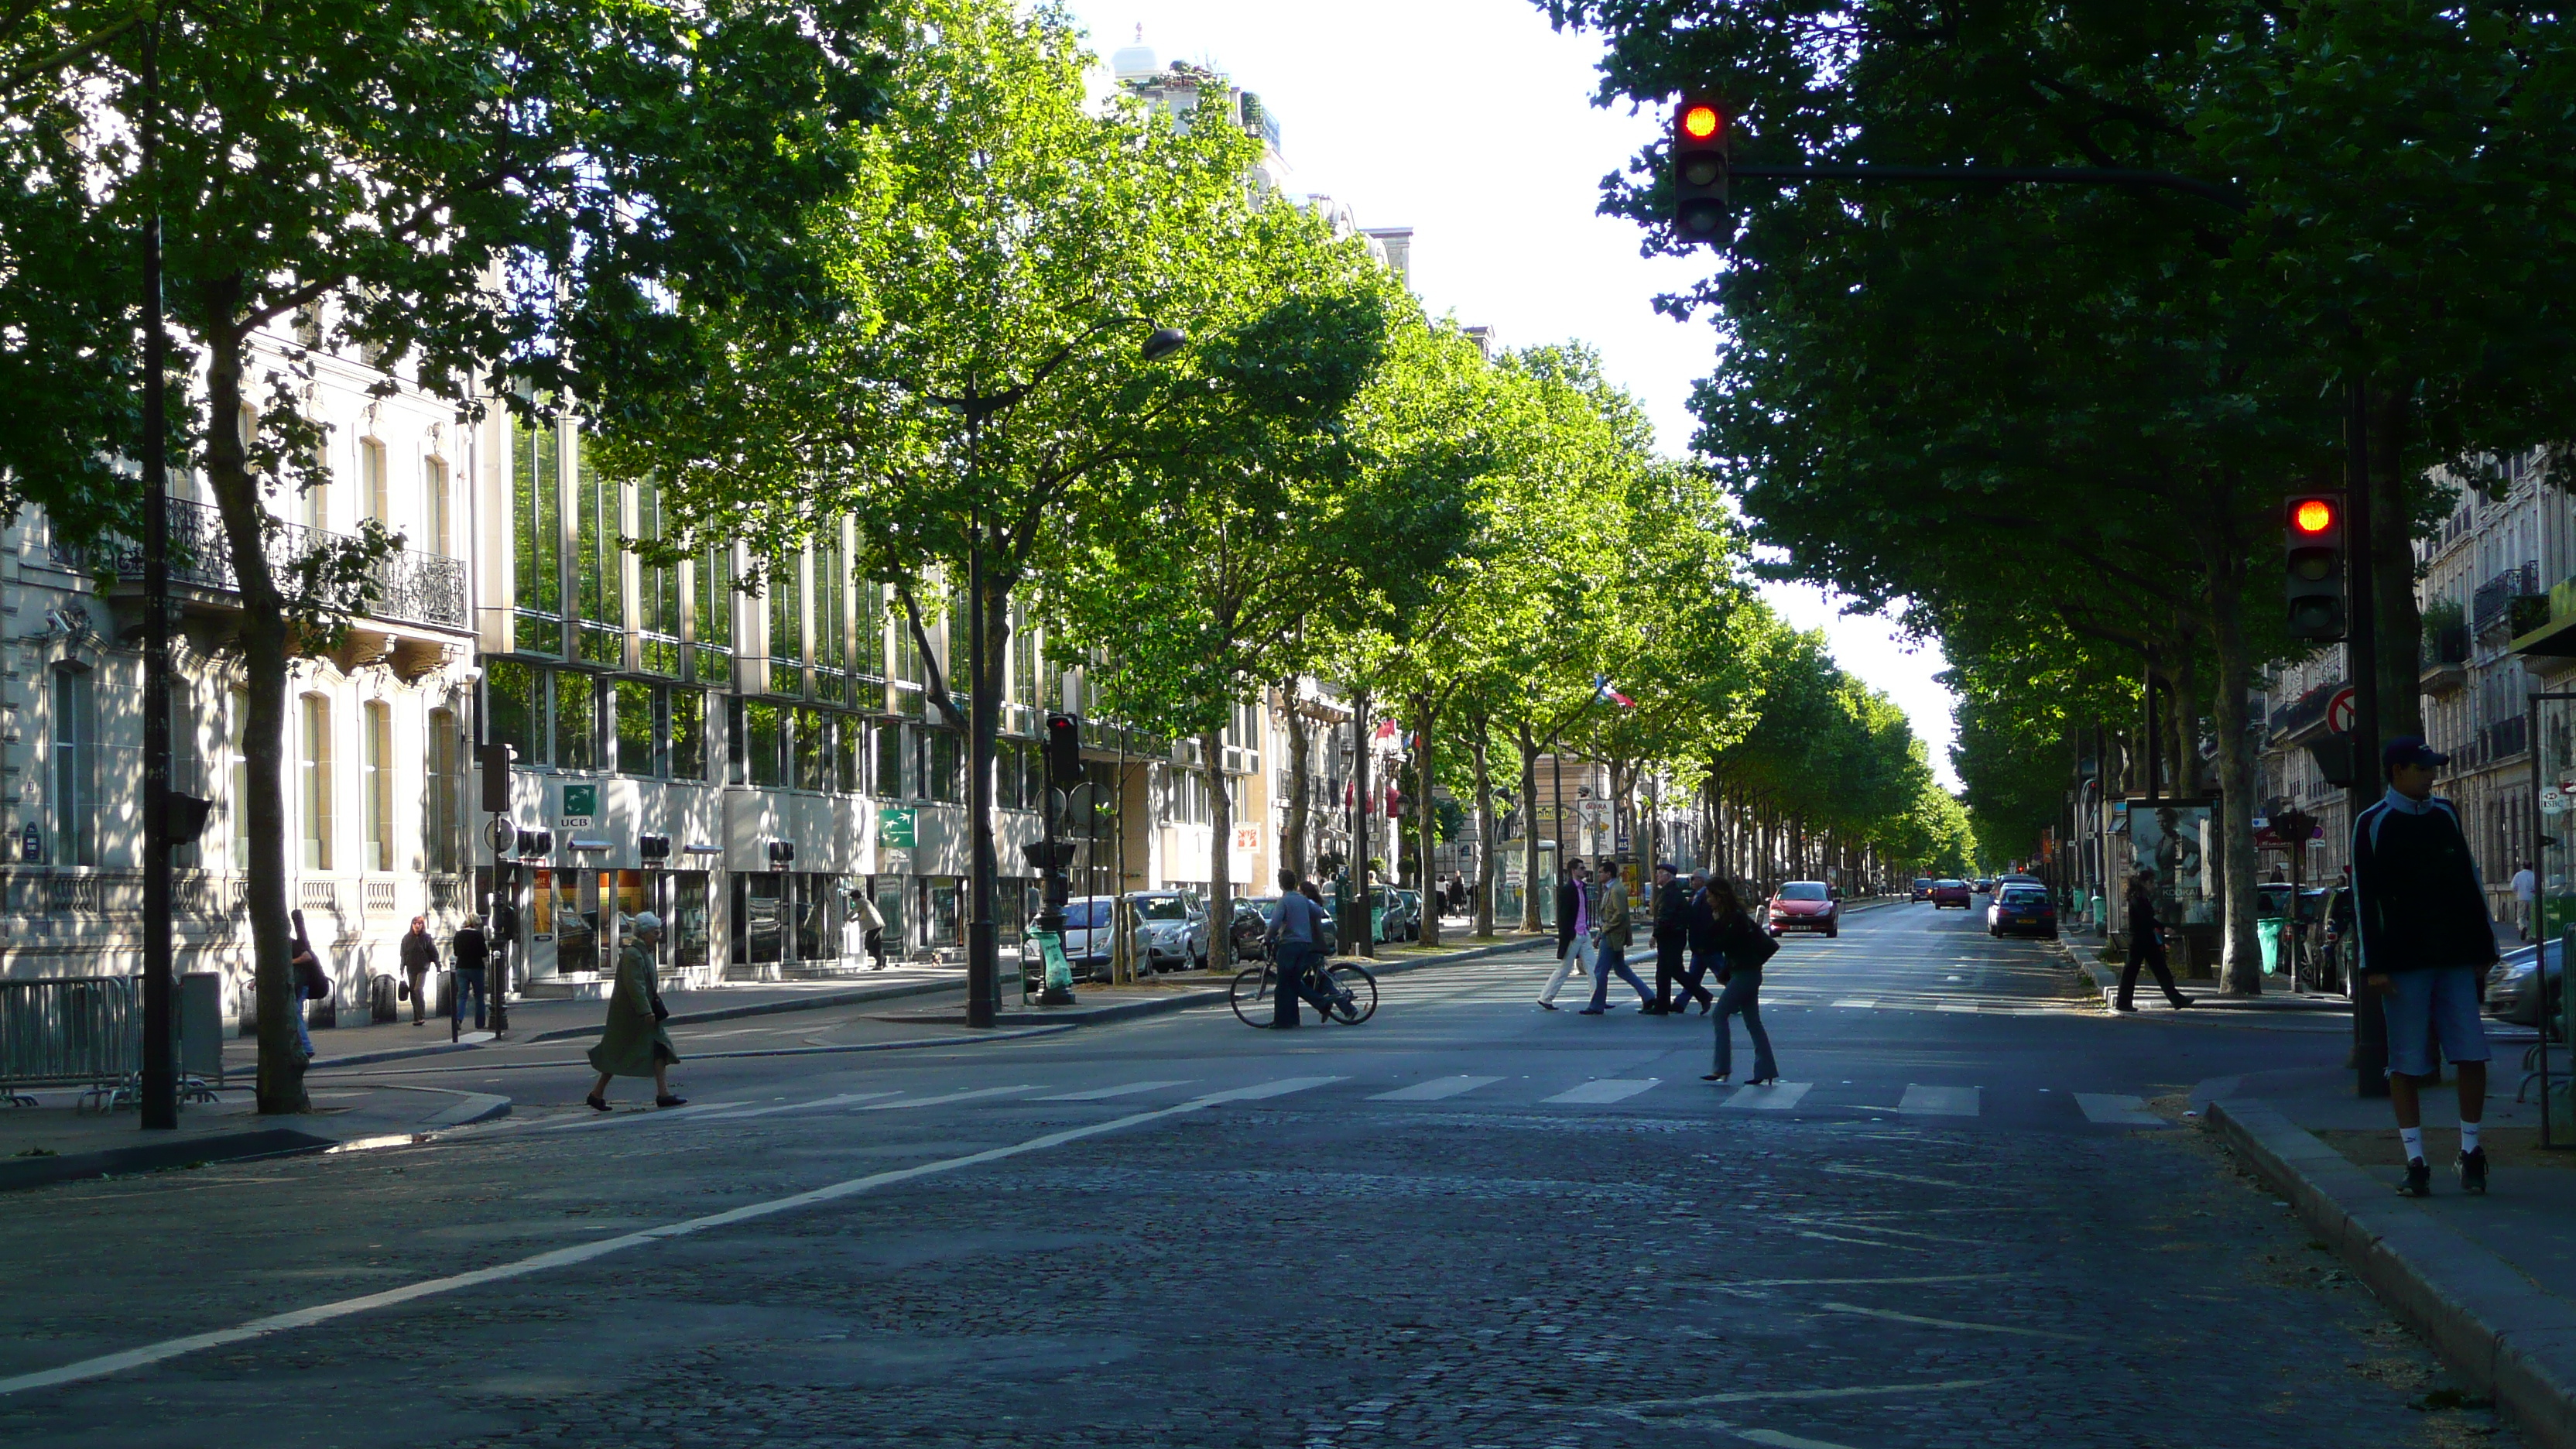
[1929,879,1973,909]
[1769,881,1840,937]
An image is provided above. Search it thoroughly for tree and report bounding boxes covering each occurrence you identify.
[2,0,882,1108]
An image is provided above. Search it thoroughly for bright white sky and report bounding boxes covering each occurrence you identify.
[1064,0,1962,790]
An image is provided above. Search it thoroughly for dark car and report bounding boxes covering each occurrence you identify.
[1930,879,1973,909]
[1911,877,1935,903]
[1232,896,1341,961]
[1768,880,1840,937]
[1987,884,2057,938]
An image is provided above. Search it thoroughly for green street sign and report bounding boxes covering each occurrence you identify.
[560,783,598,820]
[878,807,918,848]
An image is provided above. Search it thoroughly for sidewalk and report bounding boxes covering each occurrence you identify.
[2202,1055,2576,1448]
[2064,942,2352,1013]
[0,1081,507,1192]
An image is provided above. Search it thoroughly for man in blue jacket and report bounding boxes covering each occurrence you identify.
[2352,736,2499,1197]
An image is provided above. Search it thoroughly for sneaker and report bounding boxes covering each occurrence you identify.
[2458,1147,2489,1195]
[2398,1158,2433,1197]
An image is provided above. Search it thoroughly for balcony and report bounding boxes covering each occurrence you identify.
[2484,714,2530,766]
[2420,622,2470,697]
[2474,563,2541,640]
[2269,678,2345,744]
[93,496,467,632]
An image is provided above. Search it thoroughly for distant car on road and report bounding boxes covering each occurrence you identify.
[1911,877,1935,903]
[1987,883,2057,938]
[1768,880,1840,938]
[1930,879,1972,909]
[1973,877,1995,894]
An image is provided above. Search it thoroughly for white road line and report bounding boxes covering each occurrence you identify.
[1033,1080,1194,1102]
[858,1084,1043,1111]
[0,1074,1345,1397]
[2073,1093,2165,1127]
[694,1092,900,1120]
[1894,1085,1980,1117]
[1816,1301,2088,1341]
[1720,1082,1814,1111]
[1543,1078,1660,1105]
[539,1099,753,1131]
[1739,1430,1861,1449]
[1831,999,1875,1009]
[1935,1003,1978,1014]
[1370,1075,1503,1101]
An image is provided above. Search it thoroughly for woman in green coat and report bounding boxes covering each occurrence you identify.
[585,912,685,1111]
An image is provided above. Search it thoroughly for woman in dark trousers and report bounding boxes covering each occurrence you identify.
[287,909,323,1060]
[1697,879,1780,1085]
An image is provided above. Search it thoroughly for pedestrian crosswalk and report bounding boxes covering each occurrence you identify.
[1541,1078,1661,1105]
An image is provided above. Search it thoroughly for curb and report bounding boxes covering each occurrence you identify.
[2206,1095,2576,1449]
[313,1023,1083,1078]
[522,976,961,1043]
[2050,937,2350,1014]
[0,1126,337,1192]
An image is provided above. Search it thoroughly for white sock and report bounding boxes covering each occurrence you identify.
[2461,1121,2482,1154]
[2400,1126,2425,1163]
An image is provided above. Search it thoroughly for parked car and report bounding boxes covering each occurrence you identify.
[1123,891,1208,971]
[2486,940,2559,1026]
[1026,896,1118,981]
[1929,879,1973,909]
[1987,883,2058,938]
[1768,880,1841,938]
[1393,889,1424,942]
[1911,877,1935,903]
[1232,895,1341,960]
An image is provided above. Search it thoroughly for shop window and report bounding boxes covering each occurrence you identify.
[734,874,786,964]
[673,873,711,971]
[924,876,961,947]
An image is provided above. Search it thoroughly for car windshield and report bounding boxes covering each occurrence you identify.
[1913,879,1933,888]
[1062,900,1107,930]
[1937,879,1965,889]
[1132,896,1190,921]
[1239,898,1277,920]
[1779,882,1829,901]
[2001,889,2047,905]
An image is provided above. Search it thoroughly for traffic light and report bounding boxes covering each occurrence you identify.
[166,793,214,846]
[2284,492,2347,641]
[1043,712,1083,791]
[1672,96,1729,244]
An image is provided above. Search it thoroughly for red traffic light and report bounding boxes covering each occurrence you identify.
[1680,102,1723,140]
[2290,498,2335,536]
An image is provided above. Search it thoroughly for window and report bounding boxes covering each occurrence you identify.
[512,413,561,651]
[875,721,904,798]
[768,550,804,696]
[837,715,863,793]
[1011,600,1036,706]
[170,682,203,868]
[423,456,450,557]
[300,694,334,870]
[691,546,732,685]
[745,701,784,787]
[296,450,329,532]
[485,659,545,768]
[230,690,252,864]
[816,528,848,701]
[363,702,393,872]
[793,708,827,791]
[636,476,678,677]
[360,438,389,526]
[553,674,598,771]
[670,690,707,782]
[928,730,963,803]
[574,435,622,666]
[996,738,1022,810]
[426,708,461,873]
[858,582,887,681]
[616,680,657,778]
[51,666,95,866]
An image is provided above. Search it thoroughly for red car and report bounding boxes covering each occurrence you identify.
[1929,879,1973,909]
[1769,881,1841,937]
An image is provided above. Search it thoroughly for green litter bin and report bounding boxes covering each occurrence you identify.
[2256,916,2283,975]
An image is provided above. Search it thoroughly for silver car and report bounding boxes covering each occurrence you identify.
[2486,940,2557,1026]
[1124,891,1208,971]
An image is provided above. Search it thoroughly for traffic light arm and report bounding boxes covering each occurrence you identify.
[1724,163,2248,213]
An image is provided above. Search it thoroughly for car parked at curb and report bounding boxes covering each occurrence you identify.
[1124,891,1208,972]
[1768,880,1841,938]
[2486,940,2558,1026]
[1229,896,1341,962]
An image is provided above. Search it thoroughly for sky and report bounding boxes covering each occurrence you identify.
[1062,0,1963,790]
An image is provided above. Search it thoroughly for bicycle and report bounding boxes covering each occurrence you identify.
[1230,954,1377,1027]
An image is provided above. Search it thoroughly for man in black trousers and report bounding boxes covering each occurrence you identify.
[1650,862,1707,1014]
[2116,867,2192,1012]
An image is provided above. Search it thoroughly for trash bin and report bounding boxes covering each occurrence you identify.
[2256,916,2283,975]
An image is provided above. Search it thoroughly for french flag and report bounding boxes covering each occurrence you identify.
[1595,676,1636,708]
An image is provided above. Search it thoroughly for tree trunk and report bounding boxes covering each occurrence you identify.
[1281,683,1310,886]
[2166,648,2201,796]
[1413,694,1440,949]
[203,306,304,1115]
[2373,389,2424,741]
[2204,548,2264,995]
[1469,710,1495,937]
[1350,688,1373,957]
[1516,720,1542,932]
[1202,727,1231,973]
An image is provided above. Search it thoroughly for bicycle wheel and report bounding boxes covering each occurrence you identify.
[1230,964,1275,1027]
[1321,962,1378,1025]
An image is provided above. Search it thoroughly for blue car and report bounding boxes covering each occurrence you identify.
[1986,885,2057,939]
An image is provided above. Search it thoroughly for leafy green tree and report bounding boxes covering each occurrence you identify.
[2,0,882,1108]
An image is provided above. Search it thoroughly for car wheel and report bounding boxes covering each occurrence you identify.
[1826,926,1838,939]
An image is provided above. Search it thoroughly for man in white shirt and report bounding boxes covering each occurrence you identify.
[2513,862,2537,942]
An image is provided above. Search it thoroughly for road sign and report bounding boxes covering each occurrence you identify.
[878,806,917,848]
[2324,687,2357,735]
[485,816,518,854]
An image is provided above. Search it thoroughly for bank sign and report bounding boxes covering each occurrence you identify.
[878,807,918,849]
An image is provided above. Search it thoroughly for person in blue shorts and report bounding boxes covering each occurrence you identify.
[2352,736,2499,1197]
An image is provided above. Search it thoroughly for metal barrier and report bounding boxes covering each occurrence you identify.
[0,976,141,1105]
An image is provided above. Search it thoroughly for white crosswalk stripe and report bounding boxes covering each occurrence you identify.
[1370,1075,1503,1101]
[858,1085,1043,1111]
[1896,1084,1981,1117]
[694,1091,899,1120]
[1033,1081,1194,1102]
[2074,1093,2166,1127]
[1832,999,1877,1009]
[1719,1081,1813,1111]
[1542,1078,1661,1105]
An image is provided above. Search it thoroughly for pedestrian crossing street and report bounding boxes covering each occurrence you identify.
[532,1073,2172,1131]
[1363,962,2094,1019]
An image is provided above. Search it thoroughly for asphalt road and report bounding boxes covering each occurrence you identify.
[0,901,2512,1447]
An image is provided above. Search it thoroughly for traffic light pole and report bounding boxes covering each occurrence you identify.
[138,9,176,1132]
[2345,378,2389,1097]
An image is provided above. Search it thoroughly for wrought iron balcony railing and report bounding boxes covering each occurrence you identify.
[96,496,466,630]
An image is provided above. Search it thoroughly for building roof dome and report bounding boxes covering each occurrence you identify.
[1110,25,1158,81]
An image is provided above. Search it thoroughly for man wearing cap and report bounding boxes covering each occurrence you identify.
[2353,735,2497,1196]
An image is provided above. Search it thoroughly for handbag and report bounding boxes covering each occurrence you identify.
[648,983,670,1023]
[1731,916,1782,970]
[397,979,410,1003]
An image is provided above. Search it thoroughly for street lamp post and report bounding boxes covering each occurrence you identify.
[138,6,176,1132]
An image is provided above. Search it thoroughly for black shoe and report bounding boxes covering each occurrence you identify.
[656,1094,689,1108]
[1537,1001,1559,1012]
[1701,1074,1729,1084]
[2111,1002,2139,1013]
[2167,997,2194,1009]
[2398,1158,2433,1197]
[585,1094,610,1112]
[2458,1147,2489,1195]
[1577,1006,1605,1016]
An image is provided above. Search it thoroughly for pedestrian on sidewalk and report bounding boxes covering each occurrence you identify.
[2116,868,2191,1012]
[2355,736,2498,1197]
[1537,861,1596,1011]
[1697,879,1781,1084]
[288,909,324,1060]
[850,889,889,970]
[585,912,684,1111]
[2513,860,2537,943]
[1650,863,1706,1014]
[1581,859,1656,1015]
[449,915,489,1033]
[1266,868,1337,1028]
[399,916,439,1026]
